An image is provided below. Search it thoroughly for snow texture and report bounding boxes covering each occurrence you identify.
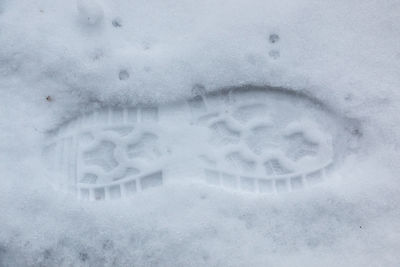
[0,0,400,266]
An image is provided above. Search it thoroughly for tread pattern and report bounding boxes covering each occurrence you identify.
[43,106,164,200]
[43,86,354,200]
[187,88,336,193]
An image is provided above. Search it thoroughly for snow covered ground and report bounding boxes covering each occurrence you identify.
[0,0,400,266]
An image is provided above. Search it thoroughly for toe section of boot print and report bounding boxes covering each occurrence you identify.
[188,86,360,193]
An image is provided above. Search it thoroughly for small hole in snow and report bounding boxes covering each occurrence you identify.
[351,128,362,137]
[44,249,52,260]
[112,18,122,28]
[344,93,353,101]
[269,33,280,44]
[102,240,114,250]
[79,252,89,262]
[119,70,130,80]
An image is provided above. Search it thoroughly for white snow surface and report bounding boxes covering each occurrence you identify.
[1,0,400,266]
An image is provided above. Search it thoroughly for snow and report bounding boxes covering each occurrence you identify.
[0,0,400,266]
